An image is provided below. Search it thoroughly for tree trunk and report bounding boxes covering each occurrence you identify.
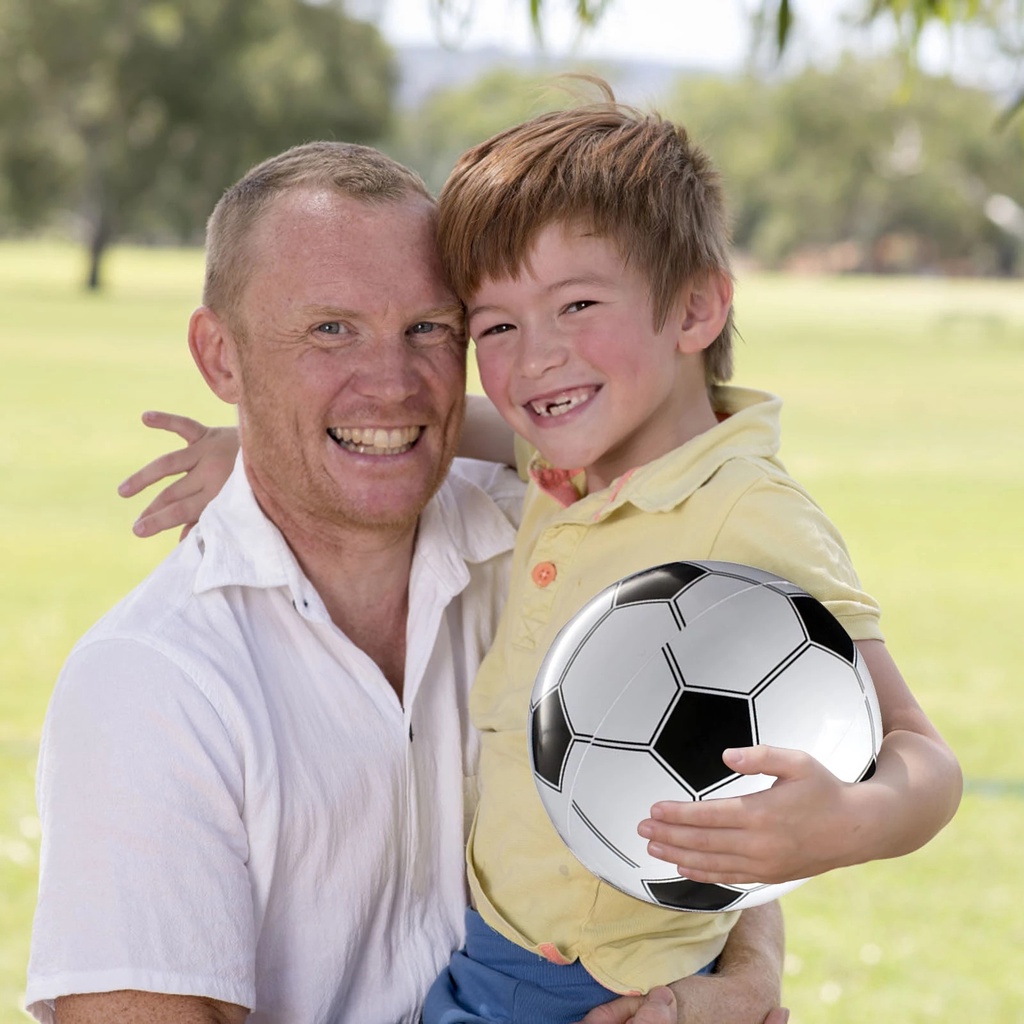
[85,211,111,291]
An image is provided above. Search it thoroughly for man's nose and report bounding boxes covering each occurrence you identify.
[352,335,420,401]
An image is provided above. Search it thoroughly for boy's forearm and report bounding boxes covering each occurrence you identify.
[842,638,963,866]
[842,726,962,866]
[460,394,516,466]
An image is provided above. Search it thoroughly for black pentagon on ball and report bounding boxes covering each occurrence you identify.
[613,561,709,608]
[531,688,574,790]
[653,691,753,793]
[644,877,746,912]
[789,594,856,664]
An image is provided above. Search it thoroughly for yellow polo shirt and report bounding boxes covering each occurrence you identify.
[467,386,884,993]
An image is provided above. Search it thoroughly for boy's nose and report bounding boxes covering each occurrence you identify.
[518,329,568,378]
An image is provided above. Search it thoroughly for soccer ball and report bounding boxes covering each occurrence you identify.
[528,560,882,913]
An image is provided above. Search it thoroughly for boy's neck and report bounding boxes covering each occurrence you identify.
[581,378,720,494]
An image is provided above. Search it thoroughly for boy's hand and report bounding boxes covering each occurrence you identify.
[118,411,239,540]
[638,744,861,884]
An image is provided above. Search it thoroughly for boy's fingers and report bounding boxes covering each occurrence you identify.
[722,744,810,781]
[132,496,202,538]
[118,448,200,497]
[140,410,209,443]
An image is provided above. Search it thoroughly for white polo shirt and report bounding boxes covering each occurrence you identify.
[27,457,522,1024]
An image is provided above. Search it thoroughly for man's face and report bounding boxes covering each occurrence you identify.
[230,188,467,536]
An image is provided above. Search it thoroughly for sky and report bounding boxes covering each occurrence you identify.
[365,0,1010,90]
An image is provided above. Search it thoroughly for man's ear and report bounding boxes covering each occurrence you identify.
[677,270,734,355]
[189,306,243,405]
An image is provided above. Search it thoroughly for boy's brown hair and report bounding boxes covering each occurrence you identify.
[437,83,735,384]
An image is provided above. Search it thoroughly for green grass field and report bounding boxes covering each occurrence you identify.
[2,239,1022,1022]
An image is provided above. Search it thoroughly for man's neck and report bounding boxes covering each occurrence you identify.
[259,498,418,701]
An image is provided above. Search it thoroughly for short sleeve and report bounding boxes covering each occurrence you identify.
[708,475,884,642]
[26,638,255,1020]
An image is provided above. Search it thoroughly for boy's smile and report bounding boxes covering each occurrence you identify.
[527,385,599,419]
[468,222,726,493]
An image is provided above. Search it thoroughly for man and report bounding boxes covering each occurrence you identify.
[27,142,785,1023]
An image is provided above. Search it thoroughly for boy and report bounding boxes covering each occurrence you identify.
[416,90,960,1021]
[123,92,960,1023]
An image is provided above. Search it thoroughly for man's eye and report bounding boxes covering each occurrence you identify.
[565,300,596,314]
[316,322,343,335]
[410,321,443,335]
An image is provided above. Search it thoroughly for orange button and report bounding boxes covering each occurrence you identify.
[531,561,557,587]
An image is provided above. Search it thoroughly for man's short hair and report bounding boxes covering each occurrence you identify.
[204,141,432,324]
[437,85,735,384]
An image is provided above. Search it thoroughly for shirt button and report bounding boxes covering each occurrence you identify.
[531,561,557,587]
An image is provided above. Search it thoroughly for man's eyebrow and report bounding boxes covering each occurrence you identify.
[415,302,465,321]
[298,303,464,321]
[302,305,361,320]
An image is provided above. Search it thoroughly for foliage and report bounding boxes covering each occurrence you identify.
[463,0,1024,119]
[384,67,574,195]
[512,0,1021,56]
[667,58,1024,272]
[0,0,395,289]
[385,59,1023,273]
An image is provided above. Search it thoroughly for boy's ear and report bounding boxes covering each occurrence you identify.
[188,306,243,405]
[676,271,733,355]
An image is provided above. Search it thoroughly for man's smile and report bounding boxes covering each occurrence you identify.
[327,425,422,455]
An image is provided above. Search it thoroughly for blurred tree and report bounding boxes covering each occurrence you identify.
[0,0,394,289]
[385,68,574,194]
[432,0,1024,117]
[500,0,1019,56]
[667,58,1024,273]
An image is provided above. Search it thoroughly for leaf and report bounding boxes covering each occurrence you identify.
[776,0,793,54]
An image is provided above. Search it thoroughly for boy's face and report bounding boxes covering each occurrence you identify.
[467,222,718,492]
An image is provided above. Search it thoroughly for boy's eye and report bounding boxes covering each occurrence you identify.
[565,300,596,314]
[476,322,515,338]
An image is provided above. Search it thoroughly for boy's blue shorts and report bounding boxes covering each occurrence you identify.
[422,908,716,1024]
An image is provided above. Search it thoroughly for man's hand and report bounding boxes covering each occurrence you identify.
[578,985,790,1024]
[577,901,786,1024]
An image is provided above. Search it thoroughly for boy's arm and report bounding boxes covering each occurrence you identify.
[119,398,516,540]
[118,412,239,538]
[460,393,516,466]
[579,902,787,1024]
[638,639,963,884]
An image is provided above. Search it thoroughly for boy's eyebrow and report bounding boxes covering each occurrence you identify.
[467,274,615,319]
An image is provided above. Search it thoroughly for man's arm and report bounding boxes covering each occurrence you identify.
[579,902,786,1024]
[55,992,248,1024]
[29,641,255,1020]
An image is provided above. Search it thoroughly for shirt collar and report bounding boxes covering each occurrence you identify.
[528,387,783,521]
[193,454,517,612]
